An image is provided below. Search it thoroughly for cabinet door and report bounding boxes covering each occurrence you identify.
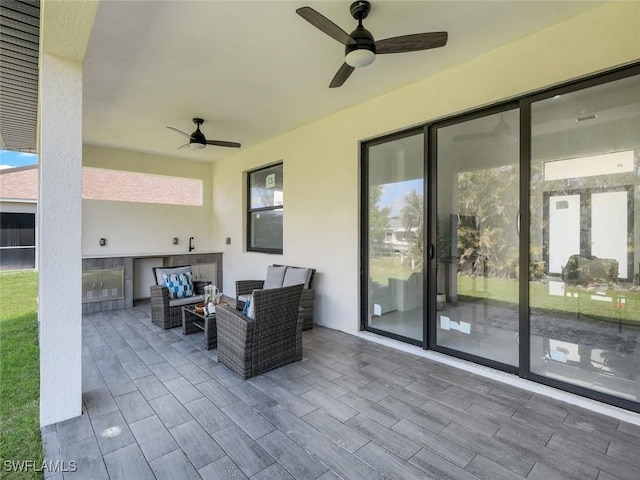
[82,272,98,302]
[193,263,217,284]
[99,269,124,300]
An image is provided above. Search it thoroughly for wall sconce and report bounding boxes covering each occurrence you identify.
[172,237,179,245]
[99,238,107,246]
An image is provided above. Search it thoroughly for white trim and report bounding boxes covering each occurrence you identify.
[355,330,640,426]
[0,198,37,204]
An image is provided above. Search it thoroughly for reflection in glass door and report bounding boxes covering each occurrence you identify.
[547,194,580,275]
[364,131,424,343]
[434,109,520,366]
[530,73,640,403]
[592,190,629,279]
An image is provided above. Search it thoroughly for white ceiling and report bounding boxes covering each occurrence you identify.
[83,0,606,163]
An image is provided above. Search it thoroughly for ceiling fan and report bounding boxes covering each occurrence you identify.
[296,1,448,88]
[167,118,241,150]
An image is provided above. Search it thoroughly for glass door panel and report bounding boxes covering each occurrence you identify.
[530,74,640,402]
[365,132,424,342]
[435,109,520,366]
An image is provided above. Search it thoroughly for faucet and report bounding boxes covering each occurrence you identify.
[189,237,195,252]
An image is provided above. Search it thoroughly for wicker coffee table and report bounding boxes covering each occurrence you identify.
[182,306,217,350]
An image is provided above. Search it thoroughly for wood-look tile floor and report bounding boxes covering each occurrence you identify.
[42,302,640,480]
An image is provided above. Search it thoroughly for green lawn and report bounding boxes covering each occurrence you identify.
[457,275,640,323]
[371,255,640,324]
[0,270,43,480]
[370,255,415,284]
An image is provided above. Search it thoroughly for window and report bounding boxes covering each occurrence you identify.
[82,167,203,206]
[247,163,283,253]
[0,213,36,270]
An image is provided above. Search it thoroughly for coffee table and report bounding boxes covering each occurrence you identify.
[182,306,217,350]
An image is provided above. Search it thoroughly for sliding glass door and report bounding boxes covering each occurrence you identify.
[529,73,640,403]
[432,108,520,367]
[363,130,424,343]
[361,65,640,411]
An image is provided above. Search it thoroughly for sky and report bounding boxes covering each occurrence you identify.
[0,150,38,170]
[380,179,423,217]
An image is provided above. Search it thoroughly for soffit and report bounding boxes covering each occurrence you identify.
[0,0,39,153]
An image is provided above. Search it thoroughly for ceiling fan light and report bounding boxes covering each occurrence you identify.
[345,48,375,68]
[190,142,205,150]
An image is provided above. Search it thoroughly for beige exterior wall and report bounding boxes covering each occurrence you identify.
[209,2,640,334]
[82,145,214,257]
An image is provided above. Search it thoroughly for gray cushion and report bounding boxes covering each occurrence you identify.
[282,267,311,288]
[264,265,287,289]
[238,294,252,304]
[155,266,191,287]
[168,294,205,307]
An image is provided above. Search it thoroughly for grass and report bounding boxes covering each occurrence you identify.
[371,255,640,323]
[0,270,43,480]
[370,255,415,284]
[456,275,640,323]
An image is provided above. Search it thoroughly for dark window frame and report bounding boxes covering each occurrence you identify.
[246,162,284,254]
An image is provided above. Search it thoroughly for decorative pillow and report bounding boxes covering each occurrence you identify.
[282,267,311,288]
[264,265,287,289]
[242,294,255,319]
[154,265,191,287]
[162,272,194,299]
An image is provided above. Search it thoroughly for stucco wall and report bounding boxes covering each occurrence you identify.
[82,145,214,257]
[39,53,84,426]
[209,1,640,334]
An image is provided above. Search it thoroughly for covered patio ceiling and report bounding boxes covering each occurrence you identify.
[82,0,607,163]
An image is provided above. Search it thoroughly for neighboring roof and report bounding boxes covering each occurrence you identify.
[0,164,37,200]
[0,0,40,153]
[0,164,201,205]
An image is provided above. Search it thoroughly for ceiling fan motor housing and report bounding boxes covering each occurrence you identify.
[345,26,376,67]
[345,1,375,67]
[190,118,206,146]
[350,1,371,20]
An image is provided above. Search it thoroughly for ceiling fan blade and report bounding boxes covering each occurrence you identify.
[329,63,355,88]
[296,6,356,46]
[205,140,241,148]
[376,32,448,54]
[167,126,191,138]
[177,143,191,150]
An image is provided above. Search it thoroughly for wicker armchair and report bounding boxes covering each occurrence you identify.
[216,284,304,379]
[236,265,315,330]
[150,266,205,329]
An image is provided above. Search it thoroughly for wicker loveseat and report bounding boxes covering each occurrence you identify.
[150,265,206,329]
[235,265,315,330]
[216,284,304,379]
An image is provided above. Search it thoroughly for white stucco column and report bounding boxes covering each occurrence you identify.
[38,53,83,426]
